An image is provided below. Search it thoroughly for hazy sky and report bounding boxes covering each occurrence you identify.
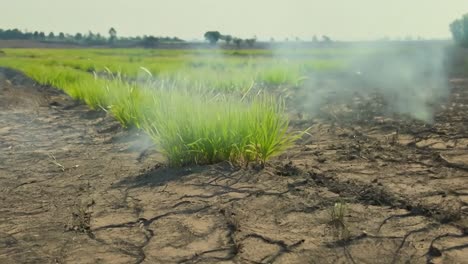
[1,0,467,41]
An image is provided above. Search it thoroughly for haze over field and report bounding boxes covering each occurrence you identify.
[1,0,468,41]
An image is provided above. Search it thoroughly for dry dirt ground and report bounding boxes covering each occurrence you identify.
[0,67,467,264]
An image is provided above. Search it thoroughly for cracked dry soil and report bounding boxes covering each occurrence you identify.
[0,67,467,264]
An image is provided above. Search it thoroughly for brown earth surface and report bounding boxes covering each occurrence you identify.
[0,67,467,264]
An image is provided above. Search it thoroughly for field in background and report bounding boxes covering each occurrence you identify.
[0,47,346,89]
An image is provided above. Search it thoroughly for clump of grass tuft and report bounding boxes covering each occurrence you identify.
[327,200,350,241]
[140,91,300,167]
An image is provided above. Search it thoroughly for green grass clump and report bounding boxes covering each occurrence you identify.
[140,91,299,167]
[104,79,154,128]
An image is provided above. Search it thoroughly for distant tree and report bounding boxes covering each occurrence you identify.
[58,32,65,40]
[33,31,39,39]
[233,38,242,48]
[38,32,45,40]
[204,31,221,44]
[141,36,159,48]
[109,27,117,43]
[322,35,332,42]
[14,29,27,39]
[221,35,232,45]
[87,31,95,41]
[312,35,318,42]
[24,32,33,39]
[245,38,256,47]
[74,33,83,41]
[450,13,468,47]
[0,28,26,39]
[48,32,55,39]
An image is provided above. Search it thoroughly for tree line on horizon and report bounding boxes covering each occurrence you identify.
[203,31,333,48]
[0,27,333,48]
[0,27,183,47]
[204,31,258,48]
[3,23,464,49]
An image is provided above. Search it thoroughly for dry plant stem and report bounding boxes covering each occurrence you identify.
[48,154,65,172]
